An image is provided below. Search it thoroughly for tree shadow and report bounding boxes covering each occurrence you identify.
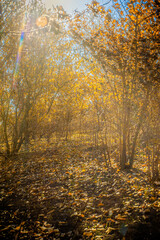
[125,208,160,240]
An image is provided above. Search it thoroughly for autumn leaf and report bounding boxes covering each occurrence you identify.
[83,232,93,237]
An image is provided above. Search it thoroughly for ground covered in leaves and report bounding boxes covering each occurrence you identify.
[0,144,160,239]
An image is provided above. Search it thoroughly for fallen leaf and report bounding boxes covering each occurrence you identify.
[115,214,127,221]
[107,218,115,222]
[83,232,93,237]
[106,227,116,234]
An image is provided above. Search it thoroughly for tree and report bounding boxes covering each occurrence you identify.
[0,0,63,156]
[69,0,160,169]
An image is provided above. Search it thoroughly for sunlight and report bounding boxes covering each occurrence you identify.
[1,0,160,239]
[36,15,49,27]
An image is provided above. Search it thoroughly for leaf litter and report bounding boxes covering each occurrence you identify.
[0,145,160,239]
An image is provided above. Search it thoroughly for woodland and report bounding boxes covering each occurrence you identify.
[0,0,160,239]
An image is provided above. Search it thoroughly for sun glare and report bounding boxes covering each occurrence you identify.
[36,15,49,27]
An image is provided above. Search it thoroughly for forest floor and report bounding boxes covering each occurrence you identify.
[0,143,160,240]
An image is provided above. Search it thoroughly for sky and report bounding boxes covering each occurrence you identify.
[42,0,105,14]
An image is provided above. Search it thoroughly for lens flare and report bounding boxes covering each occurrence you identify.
[12,14,26,90]
[36,15,48,28]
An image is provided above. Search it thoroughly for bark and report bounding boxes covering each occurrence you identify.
[129,90,149,168]
[120,113,127,169]
[2,110,10,156]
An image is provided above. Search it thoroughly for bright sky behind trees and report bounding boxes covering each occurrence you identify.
[43,0,99,13]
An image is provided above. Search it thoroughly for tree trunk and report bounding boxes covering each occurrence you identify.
[120,100,128,169]
[4,124,10,156]
[120,123,127,169]
[129,90,149,168]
